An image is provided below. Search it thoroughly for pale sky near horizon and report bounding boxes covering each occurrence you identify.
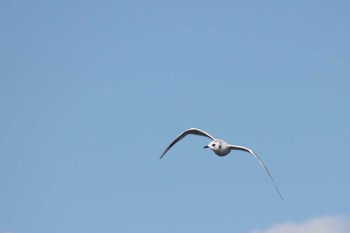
[1,1,350,233]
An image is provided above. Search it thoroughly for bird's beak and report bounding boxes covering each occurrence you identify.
[203,145,209,149]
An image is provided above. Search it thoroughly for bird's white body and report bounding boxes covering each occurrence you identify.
[160,128,283,199]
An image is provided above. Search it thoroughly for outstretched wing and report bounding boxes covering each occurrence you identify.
[229,144,284,200]
[160,128,215,159]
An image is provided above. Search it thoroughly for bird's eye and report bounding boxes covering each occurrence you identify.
[212,144,216,147]
[219,145,221,149]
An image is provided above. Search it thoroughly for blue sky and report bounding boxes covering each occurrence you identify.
[1,1,350,233]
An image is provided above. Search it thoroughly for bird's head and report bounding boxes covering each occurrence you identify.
[203,140,221,151]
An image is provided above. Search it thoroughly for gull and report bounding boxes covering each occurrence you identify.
[160,128,283,199]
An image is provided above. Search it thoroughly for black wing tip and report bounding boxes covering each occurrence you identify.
[159,151,167,159]
[271,180,284,200]
[278,192,284,200]
[277,187,284,200]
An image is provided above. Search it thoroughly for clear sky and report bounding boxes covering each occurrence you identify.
[1,1,350,233]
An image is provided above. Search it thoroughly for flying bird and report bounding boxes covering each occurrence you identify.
[160,128,283,199]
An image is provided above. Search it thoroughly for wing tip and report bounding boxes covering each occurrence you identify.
[277,190,284,200]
